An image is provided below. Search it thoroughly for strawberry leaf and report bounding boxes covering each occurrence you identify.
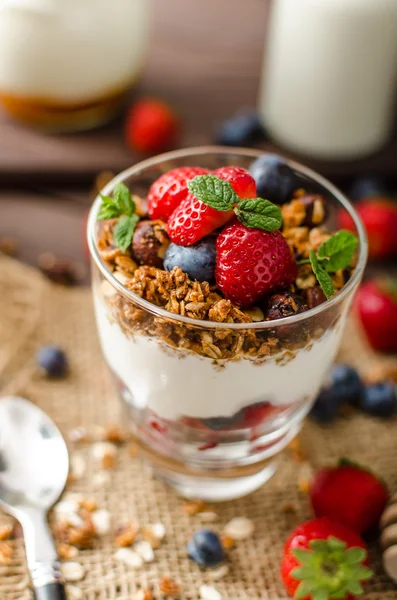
[294,581,314,599]
[291,549,314,566]
[310,251,335,299]
[345,547,367,565]
[345,580,364,595]
[234,198,282,232]
[188,174,237,211]
[113,214,139,252]
[317,230,358,273]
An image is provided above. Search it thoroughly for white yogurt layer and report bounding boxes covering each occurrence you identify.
[94,292,343,421]
[0,0,149,102]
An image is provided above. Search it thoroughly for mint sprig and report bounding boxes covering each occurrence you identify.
[187,174,282,233]
[299,230,358,299]
[97,182,139,251]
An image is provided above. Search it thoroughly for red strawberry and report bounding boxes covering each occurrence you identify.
[125,98,179,154]
[356,279,397,353]
[338,198,397,260]
[281,517,372,600]
[147,167,209,221]
[310,460,388,534]
[213,166,257,199]
[167,167,256,246]
[215,222,297,308]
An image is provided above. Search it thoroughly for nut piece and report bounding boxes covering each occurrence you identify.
[223,517,254,540]
[114,521,139,547]
[114,548,143,568]
[160,576,180,598]
[182,499,207,516]
[58,543,79,559]
[263,292,308,321]
[305,287,326,309]
[61,562,85,582]
[301,194,327,227]
[132,220,170,267]
[200,584,222,600]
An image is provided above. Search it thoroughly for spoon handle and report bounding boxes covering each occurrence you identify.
[34,582,67,600]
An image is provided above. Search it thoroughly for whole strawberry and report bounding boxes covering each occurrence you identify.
[338,198,397,260]
[310,460,388,535]
[148,167,209,221]
[216,223,297,307]
[167,167,256,246]
[125,98,179,154]
[281,517,372,600]
[356,278,397,353]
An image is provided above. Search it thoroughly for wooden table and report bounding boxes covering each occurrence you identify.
[0,0,396,272]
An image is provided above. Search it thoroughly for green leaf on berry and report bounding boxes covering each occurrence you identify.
[234,198,282,232]
[294,581,314,599]
[98,182,136,220]
[317,230,358,272]
[310,251,335,299]
[113,214,139,252]
[188,174,238,212]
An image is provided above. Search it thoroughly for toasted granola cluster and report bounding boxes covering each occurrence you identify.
[96,188,350,361]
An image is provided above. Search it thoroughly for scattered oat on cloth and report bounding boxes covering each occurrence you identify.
[1,254,397,600]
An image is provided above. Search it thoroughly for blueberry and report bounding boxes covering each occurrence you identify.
[360,382,397,417]
[331,364,364,405]
[164,238,216,282]
[249,154,295,205]
[201,412,243,431]
[187,529,224,567]
[215,110,266,147]
[350,177,386,200]
[37,345,68,377]
[310,388,343,423]
[310,364,363,423]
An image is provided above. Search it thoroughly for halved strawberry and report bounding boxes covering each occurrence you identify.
[147,167,209,222]
[167,167,256,246]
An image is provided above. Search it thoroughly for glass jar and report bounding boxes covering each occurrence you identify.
[0,0,150,132]
[87,147,367,501]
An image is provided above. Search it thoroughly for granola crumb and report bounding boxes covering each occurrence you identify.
[69,455,87,481]
[198,511,219,523]
[0,524,13,541]
[91,509,111,536]
[0,541,13,564]
[79,497,98,513]
[91,442,117,469]
[141,523,165,549]
[114,521,139,547]
[282,503,297,514]
[114,548,143,569]
[128,442,140,457]
[298,463,314,494]
[160,576,180,598]
[208,564,230,581]
[182,499,207,516]
[58,543,79,560]
[134,540,155,563]
[104,424,130,444]
[220,535,235,551]
[287,436,307,463]
[132,590,154,600]
[61,562,85,582]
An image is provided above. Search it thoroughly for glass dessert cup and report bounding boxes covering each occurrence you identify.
[87,147,367,501]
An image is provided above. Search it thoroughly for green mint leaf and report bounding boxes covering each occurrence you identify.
[113,182,136,216]
[113,214,139,252]
[97,183,135,220]
[98,196,121,220]
[310,251,335,299]
[317,230,358,273]
[187,174,237,211]
[234,198,282,232]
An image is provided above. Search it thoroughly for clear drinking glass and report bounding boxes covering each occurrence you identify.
[87,147,367,501]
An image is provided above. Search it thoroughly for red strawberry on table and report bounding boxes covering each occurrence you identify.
[167,167,256,246]
[281,517,372,600]
[338,198,397,260]
[148,167,209,221]
[215,222,297,307]
[356,279,397,353]
[310,459,388,535]
[125,98,179,155]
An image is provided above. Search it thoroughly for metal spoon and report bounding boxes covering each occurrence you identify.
[0,396,69,600]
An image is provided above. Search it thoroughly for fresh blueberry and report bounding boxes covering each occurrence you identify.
[331,364,364,405]
[360,382,397,417]
[37,345,68,377]
[164,238,216,282]
[215,110,266,147]
[249,154,295,205]
[310,388,343,423]
[187,529,224,567]
[350,177,386,200]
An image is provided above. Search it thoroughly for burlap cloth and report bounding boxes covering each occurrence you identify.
[1,254,397,600]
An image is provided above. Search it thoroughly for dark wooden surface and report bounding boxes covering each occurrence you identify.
[0,0,396,270]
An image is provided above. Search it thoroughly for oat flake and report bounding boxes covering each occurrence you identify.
[149,522,166,540]
[208,564,229,580]
[223,517,254,540]
[114,548,144,568]
[61,562,85,582]
[69,455,86,480]
[200,584,222,600]
[134,540,155,563]
[92,509,111,536]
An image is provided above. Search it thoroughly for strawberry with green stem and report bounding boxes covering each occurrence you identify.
[97,183,140,251]
[281,518,373,600]
[297,231,358,299]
